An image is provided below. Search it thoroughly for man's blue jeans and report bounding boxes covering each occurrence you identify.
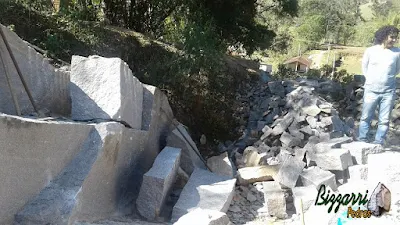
[358,89,396,145]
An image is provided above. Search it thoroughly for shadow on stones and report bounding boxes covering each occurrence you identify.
[15,128,102,224]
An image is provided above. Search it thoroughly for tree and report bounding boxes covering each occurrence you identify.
[371,0,393,17]
[99,0,299,55]
[295,15,326,47]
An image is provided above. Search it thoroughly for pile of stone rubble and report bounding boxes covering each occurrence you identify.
[201,78,400,225]
[138,80,400,224]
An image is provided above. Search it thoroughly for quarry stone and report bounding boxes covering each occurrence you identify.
[70,55,143,129]
[136,147,181,220]
[171,168,236,223]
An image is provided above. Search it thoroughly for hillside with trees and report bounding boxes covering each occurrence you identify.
[256,0,400,75]
[1,0,399,155]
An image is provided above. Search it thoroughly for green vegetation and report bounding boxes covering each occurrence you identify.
[0,0,298,154]
[2,0,400,154]
[253,0,400,80]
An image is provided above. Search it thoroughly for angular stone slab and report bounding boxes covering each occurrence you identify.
[139,84,174,182]
[313,137,353,153]
[368,152,400,196]
[349,165,368,181]
[341,141,383,165]
[139,86,173,163]
[136,147,181,220]
[171,168,236,222]
[75,219,169,225]
[166,124,206,175]
[300,166,337,191]
[237,165,280,185]
[280,132,302,148]
[0,24,71,116]
[70,55,143,129]
[272,112,294,135]
[15,122,149,225]
[273,156,305,188]
[0,114,92,225]
[311,148,353,171]
[173,208,232,225]
[207,152,234,178]
[262,181,287,219]
[292,186,318,214]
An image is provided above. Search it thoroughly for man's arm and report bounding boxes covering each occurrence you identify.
[362,48,370,77]
[396,50,400,76]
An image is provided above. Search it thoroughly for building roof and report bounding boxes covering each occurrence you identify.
[283,56,312,67]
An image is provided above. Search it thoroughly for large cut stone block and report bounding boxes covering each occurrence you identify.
[15,122,149,225]
[237,165,279,185]
[136,146,181,220]
[273,155,305,188]
[70,55,143,129]
[0,24,71,116]
[166,123,206,175]
[311,148,353,171]
[0,114,92,225]
[292,186,318,214]
[300,166,337,191]
[348,165,368,181]
[138,84,174,195]
[368,152,400,195]
[313,137,353,153]
[341,141,383,165]
[171,168,236,223]
[262,181,287,219]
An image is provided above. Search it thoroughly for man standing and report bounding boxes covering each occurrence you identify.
[358,25,400,145]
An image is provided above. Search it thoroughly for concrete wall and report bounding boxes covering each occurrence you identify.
[0,113,92,225]
[0,24,71,116]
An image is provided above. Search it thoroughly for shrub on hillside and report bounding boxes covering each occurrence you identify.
[305,68,321,79]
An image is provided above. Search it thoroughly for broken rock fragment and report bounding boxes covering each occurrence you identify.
[207,152,234,178]
[280,132,302,148]
[237,165,280,185]
[302,105,321,117]
[299,166,337,191]
[273,155,305,188]
[171,168,236,222]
